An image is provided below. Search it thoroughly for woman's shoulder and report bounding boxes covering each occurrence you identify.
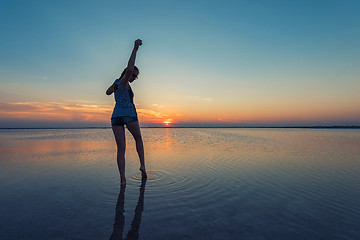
[115,78,126,89]
[114,78,121,85]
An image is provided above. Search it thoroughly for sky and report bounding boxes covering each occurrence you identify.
[1,0,360,127]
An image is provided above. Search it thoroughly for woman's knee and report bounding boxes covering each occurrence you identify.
[116,143,126,152]
[133,134,143,143]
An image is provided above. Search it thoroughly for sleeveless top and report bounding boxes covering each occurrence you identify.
[111,78,137,118]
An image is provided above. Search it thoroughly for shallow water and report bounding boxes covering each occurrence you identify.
[0,128,359,240]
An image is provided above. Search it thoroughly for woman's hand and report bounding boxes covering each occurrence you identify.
[134,39,143,49]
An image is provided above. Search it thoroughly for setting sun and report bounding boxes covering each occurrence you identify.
[163,121,172,127]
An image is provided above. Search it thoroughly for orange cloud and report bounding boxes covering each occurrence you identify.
[0,102,180,124]
[1,101,358,127]
[137,108,177,123]
[0,102,112,122]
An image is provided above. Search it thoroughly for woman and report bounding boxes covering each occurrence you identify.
[106,39,147,185]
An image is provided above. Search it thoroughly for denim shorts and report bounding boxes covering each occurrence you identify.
[111,116,138,126]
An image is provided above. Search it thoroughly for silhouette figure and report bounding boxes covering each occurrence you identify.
[106,39,147,185]
[110,179,147,240]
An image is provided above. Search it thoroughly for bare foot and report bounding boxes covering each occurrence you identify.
[139,167,147,179]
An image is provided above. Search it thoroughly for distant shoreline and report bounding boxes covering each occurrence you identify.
[1,126,359,130]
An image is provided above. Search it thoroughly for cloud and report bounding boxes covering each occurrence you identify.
[0,102,112,122]
[152,103,165,109]
[0,101,180,125]
[0,102,40,112]
[64,99,106,104]
[136,104,184,123]
[137,108,169,122]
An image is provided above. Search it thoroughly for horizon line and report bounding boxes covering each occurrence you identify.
[1,126,360,130]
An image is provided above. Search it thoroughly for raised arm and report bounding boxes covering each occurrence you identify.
[120,39,142,86]
[106,39,142,95]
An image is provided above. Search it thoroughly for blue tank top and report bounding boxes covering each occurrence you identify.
[111,78,137,118]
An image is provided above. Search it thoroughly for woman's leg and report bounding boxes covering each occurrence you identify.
[112,125,127,184]
[126,121,147,178]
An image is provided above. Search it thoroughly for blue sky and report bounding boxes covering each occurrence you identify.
[1,0,360,127]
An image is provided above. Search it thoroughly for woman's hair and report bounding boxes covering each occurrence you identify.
[114,66,139,92]
[119,66,139,79]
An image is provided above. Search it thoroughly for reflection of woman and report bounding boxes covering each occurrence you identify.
[110,180,147,240]
[106,39,147,185]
